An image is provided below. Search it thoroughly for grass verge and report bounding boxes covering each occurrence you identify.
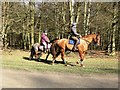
[2,50,119,75]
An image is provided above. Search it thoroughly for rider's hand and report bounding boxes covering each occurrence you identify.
[79,35,82,38]
[77,34,82,38]
[47,41,50,44]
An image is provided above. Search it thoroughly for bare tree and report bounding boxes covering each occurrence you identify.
[69,0,75,25]
[2,2,9,49]
[29,1,35,46]
[83,1,87,35]
[110,2,118,55]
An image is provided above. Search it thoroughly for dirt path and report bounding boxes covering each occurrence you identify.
[2,69,118,88]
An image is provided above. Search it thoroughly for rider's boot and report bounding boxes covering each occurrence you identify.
[72,42,78,51]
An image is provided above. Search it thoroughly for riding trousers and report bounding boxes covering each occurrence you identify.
[71,36,79,44]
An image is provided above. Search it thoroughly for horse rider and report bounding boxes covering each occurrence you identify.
[70,22,82,51]
[40,30,50,53]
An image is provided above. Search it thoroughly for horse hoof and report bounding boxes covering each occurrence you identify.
[80,65,85,67]
[37,59,41,62]
[67,64,71,66]
[65,64,68,66]
[29,57,32,60]
[52,63,54,65]
[76,62,79,64]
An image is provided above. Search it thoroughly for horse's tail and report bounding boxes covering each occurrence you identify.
[50,41,61,58]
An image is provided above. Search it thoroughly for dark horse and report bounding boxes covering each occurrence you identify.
[29,38,58,60]
[46,33,100,67]
[29,43,50,60]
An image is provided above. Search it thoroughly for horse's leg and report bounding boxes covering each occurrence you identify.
[35,53,38,60]
[51,51,61,65]
[29,54,33,60]
[78,51,85,67]
[61,49,67,66]
[35,51,39,60]
[29,51,33,60]
[29,47,34,60]
[45,52,50,60]
[37,52,42,61]
[52,57,56,65]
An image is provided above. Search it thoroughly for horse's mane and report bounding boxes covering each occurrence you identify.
[50,38,59,43]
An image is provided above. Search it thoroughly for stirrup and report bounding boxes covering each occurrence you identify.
[72,47,77,51]
[44,50,47,53]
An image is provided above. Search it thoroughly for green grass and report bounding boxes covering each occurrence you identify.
[2,50,119,75]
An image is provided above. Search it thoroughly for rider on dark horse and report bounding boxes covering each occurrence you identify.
[40,30,50,53]
[70,23,82,51]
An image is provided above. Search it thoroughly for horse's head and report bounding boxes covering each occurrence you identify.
[93,32,100,46]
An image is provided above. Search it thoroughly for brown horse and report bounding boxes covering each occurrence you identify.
[50,33,100,67]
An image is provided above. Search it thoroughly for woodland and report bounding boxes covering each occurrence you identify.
[1,1,120,55]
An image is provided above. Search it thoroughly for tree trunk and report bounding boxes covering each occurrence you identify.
[27,33,30,50]
[76,6,81,24]
[62,2,67,38]
[69,0,75,25]
[86,2,91,35]
[29,1,35,46]
[35,12,41,43]
[118,2,120,51]
[111,2,118,55]
[2,2,9,49]
[83,2,87,35]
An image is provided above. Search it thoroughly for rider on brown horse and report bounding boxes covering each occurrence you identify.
[70,23,82,51]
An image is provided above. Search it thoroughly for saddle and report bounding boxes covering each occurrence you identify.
[69,38,80,45]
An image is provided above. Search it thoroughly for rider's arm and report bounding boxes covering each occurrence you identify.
[45,36,50,43]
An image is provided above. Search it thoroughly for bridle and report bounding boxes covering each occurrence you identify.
[81,34,99,45]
